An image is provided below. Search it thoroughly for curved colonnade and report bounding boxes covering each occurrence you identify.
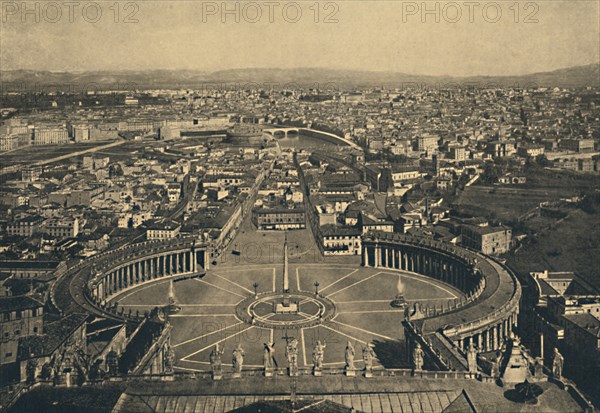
[55,230,519,357]
[363,231,521,354]
[63,237,209,319]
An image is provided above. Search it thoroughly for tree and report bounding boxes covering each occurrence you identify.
[26,359,38,384]
[480,163,502,184]
[534,154,551,168]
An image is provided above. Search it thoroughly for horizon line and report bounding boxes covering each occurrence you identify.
[0,62,598,80]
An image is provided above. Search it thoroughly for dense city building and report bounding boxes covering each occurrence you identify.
[0,80,598,412]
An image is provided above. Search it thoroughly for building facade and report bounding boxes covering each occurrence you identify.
[252,208,306,230]
[461,224,512,255]
[320,224,362,255]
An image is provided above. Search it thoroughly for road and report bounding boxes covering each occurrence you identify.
[0,139,127,175]
[166,174,194,220]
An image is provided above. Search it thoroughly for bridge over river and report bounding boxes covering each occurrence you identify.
[263,126,360,149]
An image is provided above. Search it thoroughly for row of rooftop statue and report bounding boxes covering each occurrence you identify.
[24,335,565,385]
[208,339,378,379]
[418,338,564,381]
[206,334,565,381]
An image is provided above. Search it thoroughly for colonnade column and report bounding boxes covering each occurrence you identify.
[497,324,502,348]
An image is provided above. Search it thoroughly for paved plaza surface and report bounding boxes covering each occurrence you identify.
[112,225,463,372]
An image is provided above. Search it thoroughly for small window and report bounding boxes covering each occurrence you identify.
[5,352,12,358]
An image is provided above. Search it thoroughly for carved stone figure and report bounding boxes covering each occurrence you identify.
[345,341,356,371]
[52,352,63,385]
[263,341,275,369]
[74,348,91,383]
[89,359,106,381]
[491,353,500,377]
[41,362,53,381]
[26,359,38,384]
[285,337,299,373]
[534,357,544,378]
[164,341,175,373]
[362,344,375,375]
[312,341,326,373]
[210,344,224,373]
[412,342,424,371]
[232,344,245,374]
[467,345,478,374]
[552,348,564,379]
[106,350,119,376]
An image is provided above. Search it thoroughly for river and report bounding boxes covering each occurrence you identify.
[277,133,340,150]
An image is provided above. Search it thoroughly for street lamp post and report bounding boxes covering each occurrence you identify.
[314,281,320,296]
[253,282,259,298]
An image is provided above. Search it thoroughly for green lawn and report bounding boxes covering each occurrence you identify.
[454,166,597,222]
[507,208,600,290]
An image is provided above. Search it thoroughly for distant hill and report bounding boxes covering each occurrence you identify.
[0,70,211,91]
[1,64,598,91]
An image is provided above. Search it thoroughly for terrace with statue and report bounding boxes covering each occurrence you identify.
[42,218,592,412]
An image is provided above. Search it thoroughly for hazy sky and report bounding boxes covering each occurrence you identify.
[1,1,598,76]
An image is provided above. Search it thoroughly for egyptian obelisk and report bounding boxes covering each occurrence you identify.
[275,231,297,313]
[283,231,290,293]
[166,279,181,314]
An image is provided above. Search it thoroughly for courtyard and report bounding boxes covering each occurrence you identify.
[112,244,463,372]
